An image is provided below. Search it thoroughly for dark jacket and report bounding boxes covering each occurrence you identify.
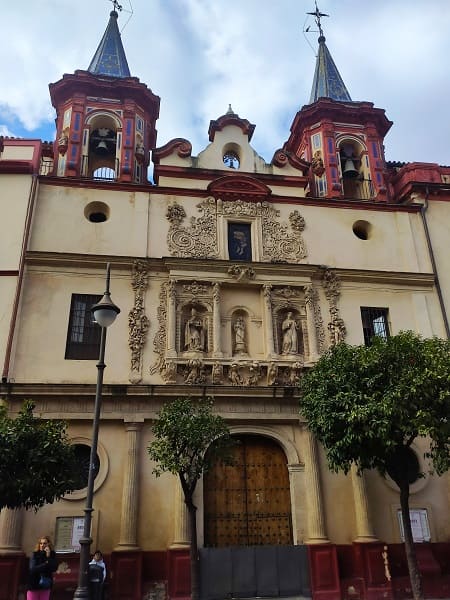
[28,549,58,591]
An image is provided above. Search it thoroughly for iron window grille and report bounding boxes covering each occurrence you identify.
[360,306,390,345]
[65,294,102,359]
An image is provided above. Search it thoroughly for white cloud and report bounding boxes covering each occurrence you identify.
[2,0,450,164]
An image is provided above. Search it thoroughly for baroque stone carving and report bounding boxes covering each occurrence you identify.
[183,281,209,296]
[184,359,206,385]
[260,205,307,262]
[150,282,168,375]
[305,285,326,355]
[228,264,256,281]
[161,360,177,383]
[281,312,300,355]
[229,362,244,386]
[128,260,150,383]
[166,198,307,263]
[267,362,278,386]
[233,316,247,355]
[167,199,219,258]
[283,360,304,386]
[246,361,261,386]
[211,361,224,384]
[273,286,301,299]
[322,269,346,346]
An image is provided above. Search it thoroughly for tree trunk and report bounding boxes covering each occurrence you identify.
[186,497,200,600]
[399,482,424,600]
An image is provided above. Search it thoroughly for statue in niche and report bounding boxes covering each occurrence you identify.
[267,362,278,386]
[281,311,299,355]
[233,316,247,355]
[184,307,207,352]
[229,362,243,386]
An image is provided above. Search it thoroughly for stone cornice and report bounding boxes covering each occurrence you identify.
[24,252,434,288]
[1,382,301,422]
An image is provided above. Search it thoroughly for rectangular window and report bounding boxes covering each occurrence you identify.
[360,307,390,345]
[228,222,252,261]
[65,294,102,359]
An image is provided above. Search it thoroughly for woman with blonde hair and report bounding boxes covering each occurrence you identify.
[27,535,58,599]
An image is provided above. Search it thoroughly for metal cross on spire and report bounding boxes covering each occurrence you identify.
[307,1,329,38]
[109,0,123,12]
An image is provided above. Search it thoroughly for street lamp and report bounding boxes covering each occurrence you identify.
[74,263,120,600]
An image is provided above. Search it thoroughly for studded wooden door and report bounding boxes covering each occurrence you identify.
[204,435,293,547]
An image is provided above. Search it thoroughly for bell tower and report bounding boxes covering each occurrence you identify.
[49,6,160,183]
[284,4,392,201]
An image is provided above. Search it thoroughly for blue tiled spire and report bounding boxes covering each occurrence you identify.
[309,35,352,103]
[88,10,131,78]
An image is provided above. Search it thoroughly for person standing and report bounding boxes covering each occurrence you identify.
[27,536,58,600]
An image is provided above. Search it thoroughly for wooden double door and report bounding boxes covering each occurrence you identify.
[204,435,293,547]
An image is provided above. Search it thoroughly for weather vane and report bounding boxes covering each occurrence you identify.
[307,1,329,38]
[109,0,123,12]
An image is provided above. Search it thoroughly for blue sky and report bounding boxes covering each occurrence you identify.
[1,0,450,165]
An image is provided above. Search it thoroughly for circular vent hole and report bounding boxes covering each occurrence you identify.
[352,220,372,240]
[84,201,110,223]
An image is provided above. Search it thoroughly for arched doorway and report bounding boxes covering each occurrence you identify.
[204,434,293,547]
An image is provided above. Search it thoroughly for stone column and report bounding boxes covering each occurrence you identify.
[303,428,329,543]
[287,463,305,545]
[115,421,143,550]
[170,479,190,548]
[351,464,378,542]
[212,283,223,357]
[305,286,319,361]
[262,284,275,357]
[165,279,177,358]
[0,508,23,553]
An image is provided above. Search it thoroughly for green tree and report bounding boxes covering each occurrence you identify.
[147,396,234,600]
[300,331,450,600]
[0,400,82,510]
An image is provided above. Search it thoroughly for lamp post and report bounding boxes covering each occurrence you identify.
[74,263,120,600]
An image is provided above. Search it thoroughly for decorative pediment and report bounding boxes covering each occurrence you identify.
[152,138,192,163]
[208,110,255,142]
[208,175,272,201]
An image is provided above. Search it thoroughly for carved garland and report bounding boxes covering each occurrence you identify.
[149,281,168,375]
[305,285,326,355]
[128,260,150,384]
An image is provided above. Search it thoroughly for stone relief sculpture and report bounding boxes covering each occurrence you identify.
[281,311,299,355]
[247,362,260,386]
[229,362,243,386]
[166,199,219,258]
[150,282,168,375]
[161,360,177,383]
[304,285,326,355]
[184,307,207,352]
[322,269,346,346]
[233,316,247,355]
[283,361,303,386]
[267,362,278,386]
[166,198,307,263]
[184,359,206,385]
[228,264,256,281]
[128,260,150,384]
[211,361,223,384]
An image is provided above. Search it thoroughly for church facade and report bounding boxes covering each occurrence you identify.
[0,6,449,600]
